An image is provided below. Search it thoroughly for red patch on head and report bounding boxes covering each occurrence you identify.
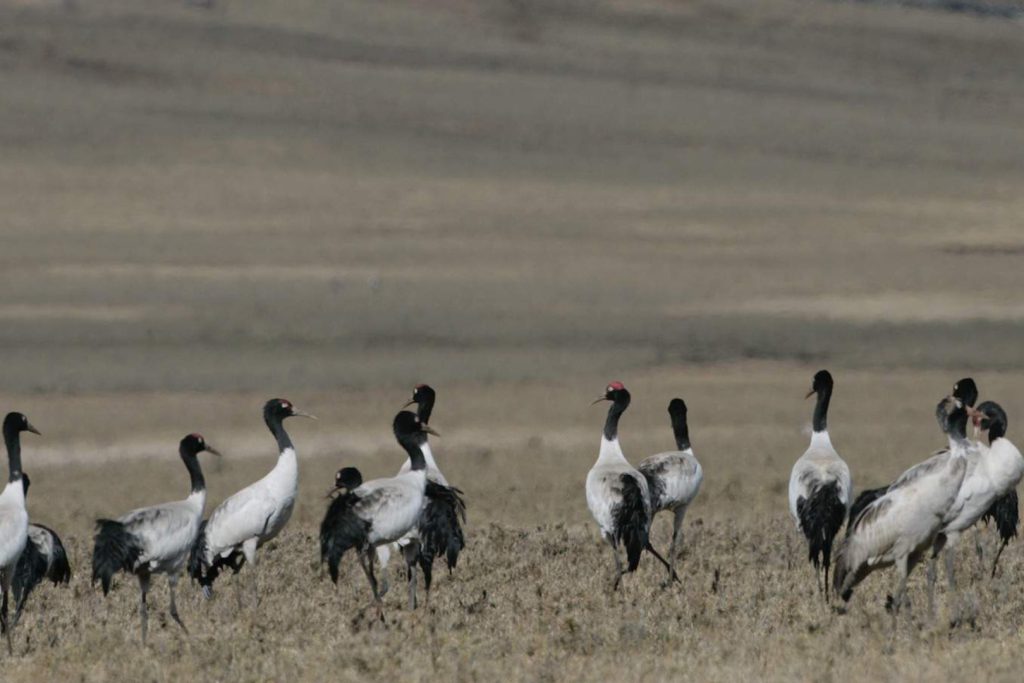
[607,381,626,391]
[189,433,204,441]
[414,384,426,390]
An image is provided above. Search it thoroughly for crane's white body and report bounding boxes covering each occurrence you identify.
[789,430,852,530]
[942,437,1023,539]
[837,439,969,607]
[203,447,297,564]
[355,470,428,547]
[639,448,702,513]
[586,436,652,539]
[0,480,28,585]
[377,443,445,570]
[117,489,206,575]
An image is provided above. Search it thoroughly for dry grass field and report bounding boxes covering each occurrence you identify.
[2,0,1024,680]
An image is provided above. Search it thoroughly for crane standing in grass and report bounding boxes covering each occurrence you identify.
[92,434,220,643]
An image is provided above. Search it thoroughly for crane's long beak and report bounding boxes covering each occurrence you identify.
[205,444,223,457]
[591,396,609,406]
[25,422,41,436]
[293,409,318,420]
[423,424,440,437]
[804,388,815,400]
[403,398,416,408]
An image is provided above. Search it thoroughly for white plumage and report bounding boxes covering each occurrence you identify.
[189,398,314,603]
[834,396,970,617]
[0,411,39,655]
[638,398,703,580]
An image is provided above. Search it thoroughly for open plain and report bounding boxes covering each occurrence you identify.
[1,0,1024,680]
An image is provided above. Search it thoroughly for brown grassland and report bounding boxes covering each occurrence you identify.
[2,0,1024,680]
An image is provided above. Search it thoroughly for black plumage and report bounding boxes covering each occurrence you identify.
[319,470,372,584]
[614,473,650,573]
[797,481,846,584]
[91,519,144,596]
[982,489,1018,577]
[187,520,247,599]
[417,479,467,590]
[847,486,887,534]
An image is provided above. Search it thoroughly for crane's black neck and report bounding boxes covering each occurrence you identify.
[3,423,23,484]
[988,419,1006,444]
[181,446,206,493]
[671,411,690,451]
[399,437,427,471]
[603,392,630,441]
[812,385,832,433]
[949,407,968,442]
[265,413,293,454]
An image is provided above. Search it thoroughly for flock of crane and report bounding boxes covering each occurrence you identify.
[0,372,1020,654]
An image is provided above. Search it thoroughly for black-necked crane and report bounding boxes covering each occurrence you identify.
[380,384,465,607]
[638,398,703,581]
[788,370,851,600]
[928,399,1023,623]
[321,411,461,620]
[586,382,675,591]
[9,473,71,631]
[849,377,978,526]
[92,433,220,643]
[189,399,314,604]
[0,412,39,655]
[970,401,1019,577]
[835,396,970,621]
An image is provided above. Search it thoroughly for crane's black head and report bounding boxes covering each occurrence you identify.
[805,370,833,399]
[334,467,363,492]
[263,398,316,424]
[973,400,1007,442]
[404,384,435,409]
[936,396,968,438]
[180,433,222,458]
[953,378,979,408]
[668,398,687,419]
[392,410,439,445]
[592,381,630,406]
[20,472,30,497]
[3,412,41,438]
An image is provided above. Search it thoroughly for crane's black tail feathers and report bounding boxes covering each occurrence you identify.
[615,474,650,573]
[188,520,246,599]
[319,492,370,584]
[419,480,467,575]
[983,489,1019,546]
[92,519,143,596]
[847,486,887,536]
[13,525,72,610]
[797,481,846,573]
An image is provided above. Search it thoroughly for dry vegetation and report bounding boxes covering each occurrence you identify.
[2,0,1024,680]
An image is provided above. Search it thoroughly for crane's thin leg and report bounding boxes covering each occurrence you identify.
[1,574,12,656]
[168,574,188,634]
[402,541,419,611]
[375,545,391,597]
[367,550,384,623]
[138,572,151,645]
[991,540,1008,579]
[242,539,259,609]
[945,546,960,627]
[418,553,434,607]
[926,557,937,618]
[606,536,624,592]
[890,555,909,632]
[646,542,680,584]
[669,506,687,578]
